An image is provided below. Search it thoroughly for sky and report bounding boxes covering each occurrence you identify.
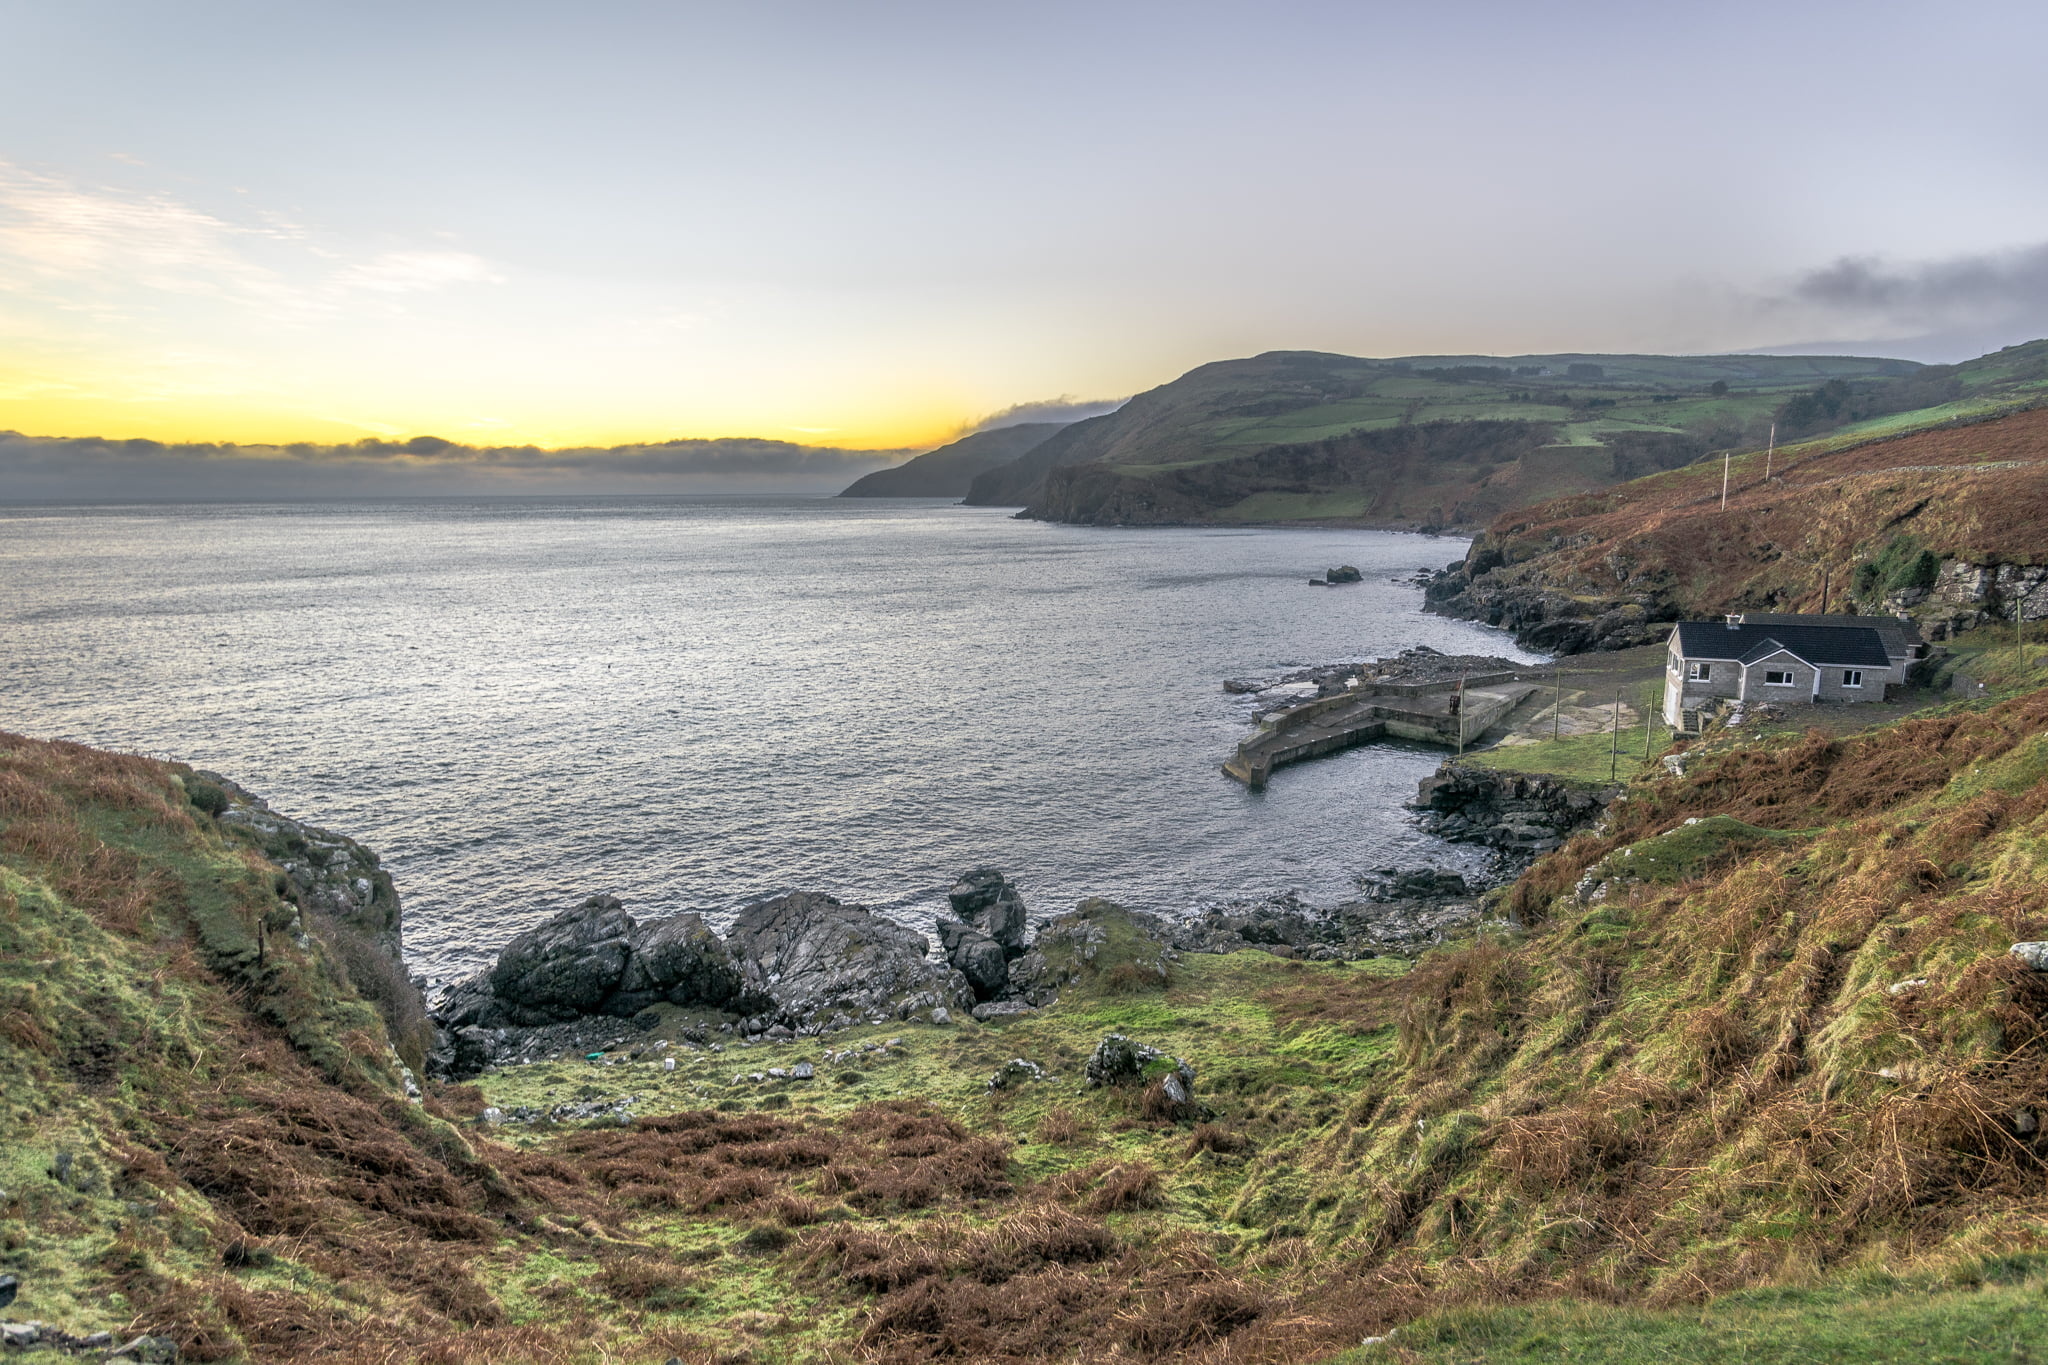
[1,0,2046,471]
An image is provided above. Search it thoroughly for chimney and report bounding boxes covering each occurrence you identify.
[1725,613,1742,628]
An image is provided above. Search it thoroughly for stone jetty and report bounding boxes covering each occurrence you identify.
[1223,647,1538,790]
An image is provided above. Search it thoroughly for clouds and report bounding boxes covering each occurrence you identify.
[1758,241,2048,358]
[338,250,505,294]
[1793,243,2048,324]
[0,160,503,323]
[0,430,911,499]
[968,396,1125,433]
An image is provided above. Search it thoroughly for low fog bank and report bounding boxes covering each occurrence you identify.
[967,396,1126,433]
[0,432,912,500]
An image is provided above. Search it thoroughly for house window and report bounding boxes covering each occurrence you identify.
[1764,669,1795,686]
[1686,662,1711,682]
[1842,669,1863,688]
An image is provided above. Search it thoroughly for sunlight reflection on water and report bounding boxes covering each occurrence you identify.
[0,497,1537,981]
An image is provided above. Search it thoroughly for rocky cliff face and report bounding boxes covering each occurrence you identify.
[1022,420,1559,529]
[839,422,1069,498]
[1422,547,1674,654]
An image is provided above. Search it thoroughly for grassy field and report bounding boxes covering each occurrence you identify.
[1465,653,1674,784]
[1349,1269,2048,1364]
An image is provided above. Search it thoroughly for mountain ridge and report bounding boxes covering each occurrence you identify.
[961,347,1937,528]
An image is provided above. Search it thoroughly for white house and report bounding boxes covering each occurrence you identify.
[1663,615,1912,729]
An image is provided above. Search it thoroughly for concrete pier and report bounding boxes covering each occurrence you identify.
[1223,674,1539,790]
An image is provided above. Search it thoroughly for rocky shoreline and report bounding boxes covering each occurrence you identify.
[421,863,1506,1082]
[194,733,1621,1092]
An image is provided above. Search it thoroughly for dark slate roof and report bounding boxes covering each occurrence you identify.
[1674,620,1892,669]
[1739,612,1922,654]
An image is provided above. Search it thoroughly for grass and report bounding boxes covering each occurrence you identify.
[1936,628,2048,696]
[1349,1269,2048,1363]
[1464,726,1665,784]
[1468,676,1674,784]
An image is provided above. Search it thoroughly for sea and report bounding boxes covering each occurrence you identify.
[0,497,1538,983]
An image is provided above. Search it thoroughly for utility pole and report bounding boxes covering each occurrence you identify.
[1456,666,1469,758]
[1644,694,1655,761]
[1610,687,1622,781]
[1721,448,1731,509]
[1765,422,1776,481]
[1820,568,1831,616]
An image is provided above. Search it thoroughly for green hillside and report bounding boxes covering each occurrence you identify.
[964,345,2048,529]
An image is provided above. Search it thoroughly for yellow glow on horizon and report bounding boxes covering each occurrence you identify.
[0,382,976,452]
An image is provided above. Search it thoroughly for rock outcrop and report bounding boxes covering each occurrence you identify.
[727,890,970,1033]
[937,919,1009,1000]
[487,894,637,1024]
[932,867,1035,1002]
[1006,897,1178,1004]
[1412,763,1616,855]
[203,772,405,962]
[612,911,741,1014]
[947,867,1028,957]
[1422,556,1671,654]
[1169,877,1492,961]
[1084,1033,1197,1117]
[431,889,972,1076]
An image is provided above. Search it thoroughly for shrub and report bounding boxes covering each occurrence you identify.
[182,776,230,818]
[1035,1108,1086,1146]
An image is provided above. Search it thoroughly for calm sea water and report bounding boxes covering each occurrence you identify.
[0,498,1534,982]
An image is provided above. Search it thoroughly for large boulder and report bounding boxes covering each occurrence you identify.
[937,918,1009,1000]
[947,867,1028,957]
[606,912,741,1016]
[488,894,636,1025]
[1084,1033,1196,1114]
[728,891,971,1032]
